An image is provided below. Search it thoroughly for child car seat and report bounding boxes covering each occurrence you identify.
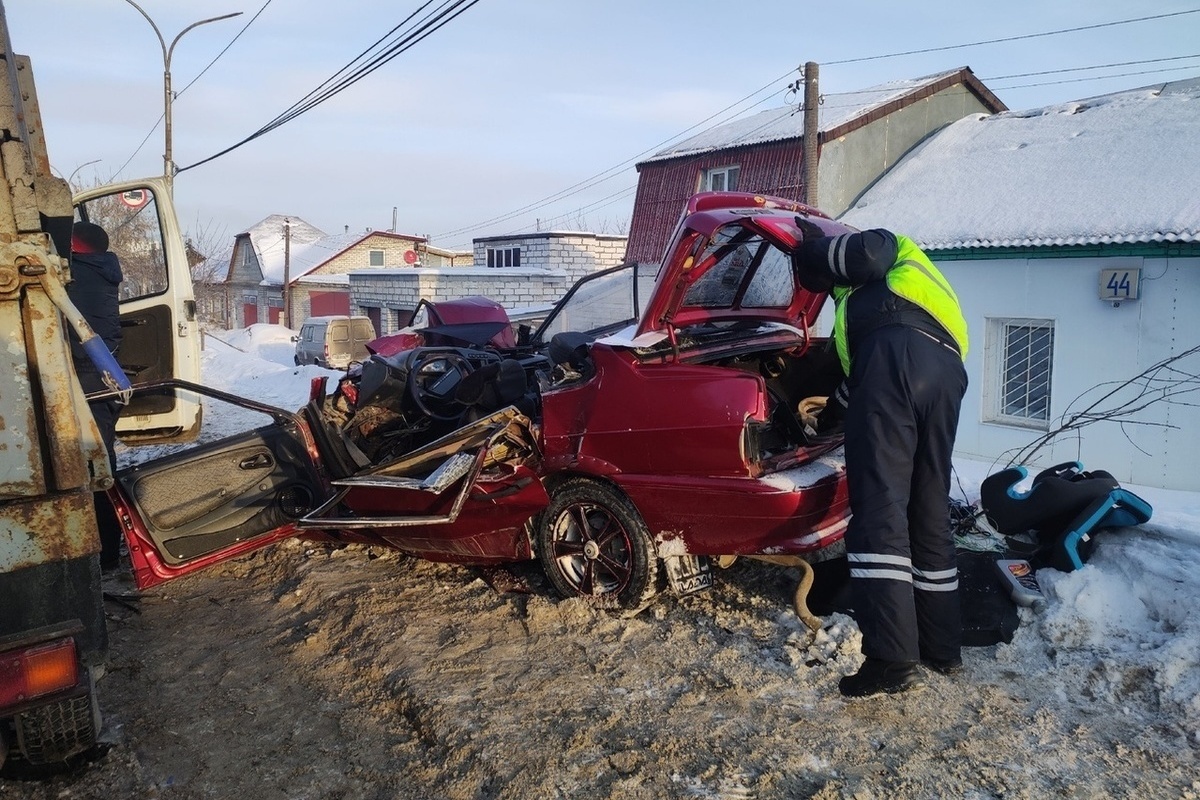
[979,461,1152,571]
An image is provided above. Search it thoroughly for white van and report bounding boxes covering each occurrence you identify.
[293,315,376,370]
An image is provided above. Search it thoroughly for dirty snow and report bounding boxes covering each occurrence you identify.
[2,323,1198,799]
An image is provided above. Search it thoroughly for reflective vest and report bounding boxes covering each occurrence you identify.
[831,235,969,374]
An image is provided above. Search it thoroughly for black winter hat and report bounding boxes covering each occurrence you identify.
[71,221,109,254]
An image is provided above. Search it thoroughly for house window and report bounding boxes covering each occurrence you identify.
[369,249,385,266]
[703,165,740,192]
[242,292,257,305]
[486,246,521,268]
[985,318,1055,429]
[242,246,253,267]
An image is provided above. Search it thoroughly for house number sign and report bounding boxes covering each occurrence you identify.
[1098,267,1140,302]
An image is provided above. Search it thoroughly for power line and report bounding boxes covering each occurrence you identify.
[993,64,1200,91]
[984,53,1200,81]
[441,8,1200,242]
[825,8,1200,66]
[179,0,484,174]
[432,70,799,239]
[112,0,275,181]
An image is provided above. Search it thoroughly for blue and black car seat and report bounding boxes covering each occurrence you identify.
[979,461,1152,572]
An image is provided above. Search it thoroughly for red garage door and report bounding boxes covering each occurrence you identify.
[310,291,351,317]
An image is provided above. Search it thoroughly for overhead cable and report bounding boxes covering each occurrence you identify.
[178,0,483,173]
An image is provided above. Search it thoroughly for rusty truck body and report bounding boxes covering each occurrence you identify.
[0,4,201,766]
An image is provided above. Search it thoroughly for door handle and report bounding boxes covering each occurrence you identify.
[239,453,272,470]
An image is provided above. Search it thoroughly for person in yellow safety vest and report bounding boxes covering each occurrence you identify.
[793,227,969,698]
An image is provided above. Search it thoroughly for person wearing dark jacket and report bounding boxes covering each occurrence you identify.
[67,221,125,572]
[793,228,969,698]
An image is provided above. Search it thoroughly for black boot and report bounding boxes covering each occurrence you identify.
[921,653,963,675]
[838,657,924,697]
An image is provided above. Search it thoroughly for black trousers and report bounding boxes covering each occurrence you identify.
[78,362,124,569]
[843,325,967,663]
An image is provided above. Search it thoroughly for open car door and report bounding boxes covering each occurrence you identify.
[73,178,202,443]
[110,381,325,590]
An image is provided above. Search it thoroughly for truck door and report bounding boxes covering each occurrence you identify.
[73,178,203,444]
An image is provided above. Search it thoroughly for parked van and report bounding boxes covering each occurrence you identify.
[293,315,376,369]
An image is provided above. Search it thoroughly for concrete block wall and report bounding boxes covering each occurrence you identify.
[350,268,570,335]
[472,232,628,284]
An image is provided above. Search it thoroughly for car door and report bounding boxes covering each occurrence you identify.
[110,380,324,590]
[73,178,202,444]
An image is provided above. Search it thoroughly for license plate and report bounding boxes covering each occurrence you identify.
[664,554,713,596]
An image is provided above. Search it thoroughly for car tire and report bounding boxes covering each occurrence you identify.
[536,478,660,610]
[294,355,301,366]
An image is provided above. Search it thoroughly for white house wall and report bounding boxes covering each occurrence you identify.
[939,254,1200,491]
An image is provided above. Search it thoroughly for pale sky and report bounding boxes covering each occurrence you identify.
[5,0,1198,253]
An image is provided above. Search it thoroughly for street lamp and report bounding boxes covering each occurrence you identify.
[122,1,242,195]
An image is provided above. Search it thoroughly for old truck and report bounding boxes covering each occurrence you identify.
[0,4,200,767]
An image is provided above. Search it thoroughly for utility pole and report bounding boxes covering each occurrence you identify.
[282,218,292,328]
[802,62,820,208]
[122,1,242,196]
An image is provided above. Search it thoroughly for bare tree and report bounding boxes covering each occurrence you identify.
[1002,343,1200,468]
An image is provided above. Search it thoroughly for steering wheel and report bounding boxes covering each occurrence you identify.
[404,348,477,422]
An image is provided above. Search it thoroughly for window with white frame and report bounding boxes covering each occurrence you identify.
[703,165,740,192]
[985,318,1055,428]
[369,249,385,266]
[486,246,521,268]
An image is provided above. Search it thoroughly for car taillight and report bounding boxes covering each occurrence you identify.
[324,343,330,360]
[0,638,79,708]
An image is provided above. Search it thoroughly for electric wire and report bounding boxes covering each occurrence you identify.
[437,12,1200,240]
[823,8,1200,66]
[178,0,484,174]
[431,72,795,240]
[111,0,275,181]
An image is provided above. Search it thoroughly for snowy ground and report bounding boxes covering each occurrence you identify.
[2,324,1198,799]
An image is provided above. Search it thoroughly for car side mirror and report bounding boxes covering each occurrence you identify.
[290,335,299,343]
[516,323,531,347]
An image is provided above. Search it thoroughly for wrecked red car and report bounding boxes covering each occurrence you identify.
[111,192,854,609]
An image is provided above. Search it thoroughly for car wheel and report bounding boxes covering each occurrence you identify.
[294,355,301,366]
[536,478,660,610]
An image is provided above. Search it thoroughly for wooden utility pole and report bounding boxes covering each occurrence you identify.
[803,61,820,208]
[282,218,292,328]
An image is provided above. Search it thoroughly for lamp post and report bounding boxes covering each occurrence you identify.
[122,1,242,196]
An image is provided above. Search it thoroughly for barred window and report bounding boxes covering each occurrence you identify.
[986,318,1054,428]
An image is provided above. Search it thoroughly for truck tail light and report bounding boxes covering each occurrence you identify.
[323,343,330,361]
[0,638,79,708]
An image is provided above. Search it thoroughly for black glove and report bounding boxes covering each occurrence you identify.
[815,385,848,436]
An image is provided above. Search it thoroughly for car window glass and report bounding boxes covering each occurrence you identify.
[352,320,374,339]
[683,227,791,310]
[74,186,169,301]
[539,265,650,339]
[331,324,350,342]
[741,246,794,308]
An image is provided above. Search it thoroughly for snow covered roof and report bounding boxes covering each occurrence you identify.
[839,77,1200,250]
[235,216,428,285]
[640,68,1001,165]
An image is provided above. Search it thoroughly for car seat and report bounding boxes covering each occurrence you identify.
[979,461,1153,571]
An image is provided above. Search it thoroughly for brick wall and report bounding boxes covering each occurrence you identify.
[350,268,570,335]
[472,232,628,284]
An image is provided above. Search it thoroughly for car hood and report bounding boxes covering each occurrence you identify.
[634,192,857,341]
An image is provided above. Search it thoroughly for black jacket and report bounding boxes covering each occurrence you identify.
[67,250,123,358]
